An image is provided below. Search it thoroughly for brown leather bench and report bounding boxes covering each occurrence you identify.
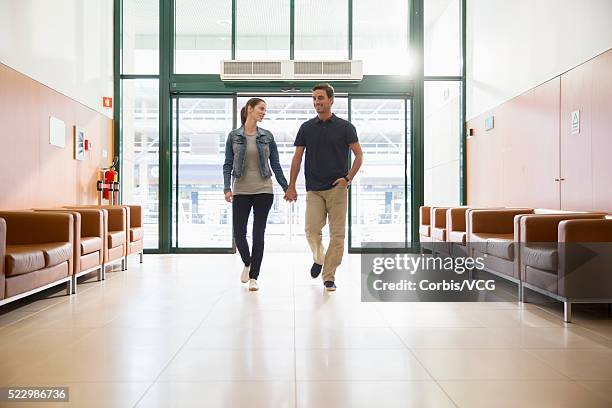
[125,205,144,264]
[419,206,432,252]
[446,207,469,257]
[65,206,127,274]
[0,211,73,306]
[467,208,534,296]
[34,208,104,293]
[518,214,609,322]
[430,207,450,255]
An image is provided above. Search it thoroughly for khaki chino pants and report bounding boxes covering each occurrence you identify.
[305,185,348,282]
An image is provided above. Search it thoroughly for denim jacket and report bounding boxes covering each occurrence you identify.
[223,126,289,193]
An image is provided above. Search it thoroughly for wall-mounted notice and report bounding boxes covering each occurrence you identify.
[49,116,66,148]
[485,116,494,131]
[571,110,580,134]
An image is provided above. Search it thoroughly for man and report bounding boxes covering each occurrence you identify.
[285,83,363,291]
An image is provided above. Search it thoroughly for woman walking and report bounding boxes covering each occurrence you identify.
[223,98,289,291]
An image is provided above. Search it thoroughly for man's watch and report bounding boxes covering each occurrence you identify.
[343,175,350,183]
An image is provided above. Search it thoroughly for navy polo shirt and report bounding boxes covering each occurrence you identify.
[294,114,358,191]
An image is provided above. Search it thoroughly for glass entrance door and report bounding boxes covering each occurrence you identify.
[172,97,234,249]
[349,98,411,250]
[171,94,410,252]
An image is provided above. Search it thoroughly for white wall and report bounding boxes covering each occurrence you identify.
[0,0,114,118]
[467,0,612,120]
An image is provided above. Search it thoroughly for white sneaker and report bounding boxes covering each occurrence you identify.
[248,279,259,291]
[240,265,250,283]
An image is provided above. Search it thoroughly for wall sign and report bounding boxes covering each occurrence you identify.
[485,116,494,131]
[571,110,580,134]
[49,116,66,148]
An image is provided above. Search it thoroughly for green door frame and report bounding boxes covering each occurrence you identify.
[346,94,413,254]
[172,94,237,254]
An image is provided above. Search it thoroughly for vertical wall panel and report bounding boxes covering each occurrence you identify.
[0,63,113,210]
[467,48,612,213]
[560,59,593,211]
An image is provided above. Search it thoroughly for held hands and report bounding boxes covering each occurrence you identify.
[284,185,298,202]
[224,191,233,203]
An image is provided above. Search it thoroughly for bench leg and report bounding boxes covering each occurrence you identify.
[140,251,143,264]
[66,279,73,296]
[564,302,572,323]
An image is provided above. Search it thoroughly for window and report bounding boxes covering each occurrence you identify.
[122,79,160,249]
[294,0,348,60]
[122,0,159,74]
[236,0,290,59]
[174,0,232,74]
[353,0,410,74]
[424,0,461,76]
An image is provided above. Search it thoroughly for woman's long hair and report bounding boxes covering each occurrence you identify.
[240,98,265,126]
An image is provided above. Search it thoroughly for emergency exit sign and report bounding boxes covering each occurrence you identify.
[103,97,113,108]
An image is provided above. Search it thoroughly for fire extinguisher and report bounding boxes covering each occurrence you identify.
[98,156,119,205]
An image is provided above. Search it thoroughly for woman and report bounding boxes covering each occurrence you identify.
[223,98,289,291]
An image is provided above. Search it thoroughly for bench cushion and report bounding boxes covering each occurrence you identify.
[448,231,466,244]
[130,227,143,242]
[81,236,102,255]
[38,242,72,267]
[5,245,45,276]
[108,230,125,248]
[523,244,558,272]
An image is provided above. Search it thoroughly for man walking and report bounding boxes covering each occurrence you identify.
[285,83,363,291]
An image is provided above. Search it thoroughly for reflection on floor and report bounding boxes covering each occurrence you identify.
[1,253,612,407]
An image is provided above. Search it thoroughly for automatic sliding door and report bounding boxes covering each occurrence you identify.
[235,96,348,249]
[173,97,234,249]
[350,98,410,249]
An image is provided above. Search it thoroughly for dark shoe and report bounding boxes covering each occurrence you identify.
[323,281,336,291]
[310,263,323,279]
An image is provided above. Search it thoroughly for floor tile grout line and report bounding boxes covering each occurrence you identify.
[0,263,131,334]
[521,347,583,382]
[386,319,461,408]
[130,285,237,408]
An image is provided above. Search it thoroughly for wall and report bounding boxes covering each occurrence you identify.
[0,0,114,118]
[466,0,612,120]
[467,48,612,213]
[0,63,113,210]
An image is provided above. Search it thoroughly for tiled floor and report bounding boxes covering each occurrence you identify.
[1,252,612,407]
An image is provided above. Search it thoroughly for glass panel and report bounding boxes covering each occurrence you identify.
[350,99,408,248]
[424,0,461,76]
[174,0,232,74]
[122,0,159,74]
[424,81,461,205]
[175,98,234,248]
[236,0,290,59]
[121,79,160,249]
[235,96,348,251]
[353,0,410,75]
[294,0,348,60]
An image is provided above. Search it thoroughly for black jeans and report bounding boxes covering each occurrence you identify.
[232,193,274,280]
